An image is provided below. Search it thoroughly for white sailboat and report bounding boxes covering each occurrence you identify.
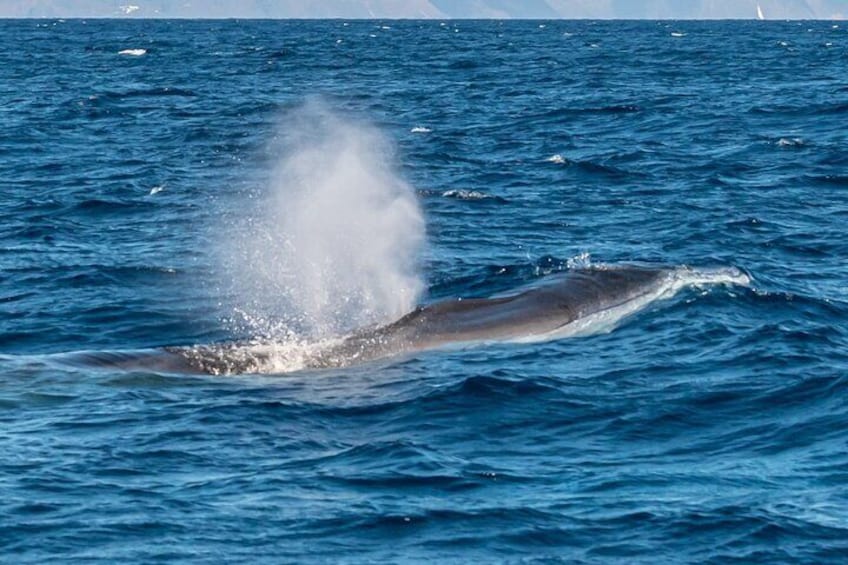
[757,2,765,20]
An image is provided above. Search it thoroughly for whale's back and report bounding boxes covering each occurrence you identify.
[316,266,672,365]
[401,266,669,342]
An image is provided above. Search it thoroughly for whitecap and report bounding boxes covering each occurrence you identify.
[566,252,592,269]
[675,265,751,288]
[149,186,164,195]
[118,48,146,56]
[410,126,431,133]
[546,154,567,164]
[441,189,492,200]
[671,32,686,37]
[777,137,803,147]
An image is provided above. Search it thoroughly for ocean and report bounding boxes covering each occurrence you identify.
[1,18,847,562]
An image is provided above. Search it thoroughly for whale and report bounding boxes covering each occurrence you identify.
[57,264,749,375]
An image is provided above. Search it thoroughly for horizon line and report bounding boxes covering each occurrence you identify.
[1,16,841,21]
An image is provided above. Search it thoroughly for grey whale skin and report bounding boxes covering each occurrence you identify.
[174,265,674,374]
[312,265,670,367]
[68,265,679,375]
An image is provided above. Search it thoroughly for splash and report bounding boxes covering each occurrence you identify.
[527,265,751,342]
[224,103,426,339]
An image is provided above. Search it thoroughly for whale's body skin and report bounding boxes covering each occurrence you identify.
[64,348,204,374]
[308,265,672,368]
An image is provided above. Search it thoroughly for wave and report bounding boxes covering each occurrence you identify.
[535,104,641,118]
[440,189,503,201]
[88,87,198,101]
[446,59,478,70]
[68,198,148,214]
[776,137,804,147]
[416,188,506,203]
[803,174,848,186]
[544,154,640,178]
[750,101,848,116]
[427,255,583,300]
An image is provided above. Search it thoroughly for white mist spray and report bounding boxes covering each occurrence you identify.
[224,102,426,339]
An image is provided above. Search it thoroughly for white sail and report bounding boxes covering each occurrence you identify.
[757,3,765,20]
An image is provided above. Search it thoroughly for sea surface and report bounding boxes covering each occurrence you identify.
[2,19,848,562]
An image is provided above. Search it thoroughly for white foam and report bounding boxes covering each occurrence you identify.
[546,154,567,164]
[180,337,343,375]
[777,137,804,147]
[674,265,751,288]
[410,126,431,133]
[149,185,164,195]
[671,32,686,37]
[118,48,146,56]
[441,189,491,200]
[522,266,750,343]
[566,252,592,269]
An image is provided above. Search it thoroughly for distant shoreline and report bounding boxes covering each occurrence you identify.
[2,17,844,21]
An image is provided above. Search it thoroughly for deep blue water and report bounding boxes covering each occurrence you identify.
[2,19,848,562]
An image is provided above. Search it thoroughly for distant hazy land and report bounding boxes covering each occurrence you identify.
[2,0,845,19]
